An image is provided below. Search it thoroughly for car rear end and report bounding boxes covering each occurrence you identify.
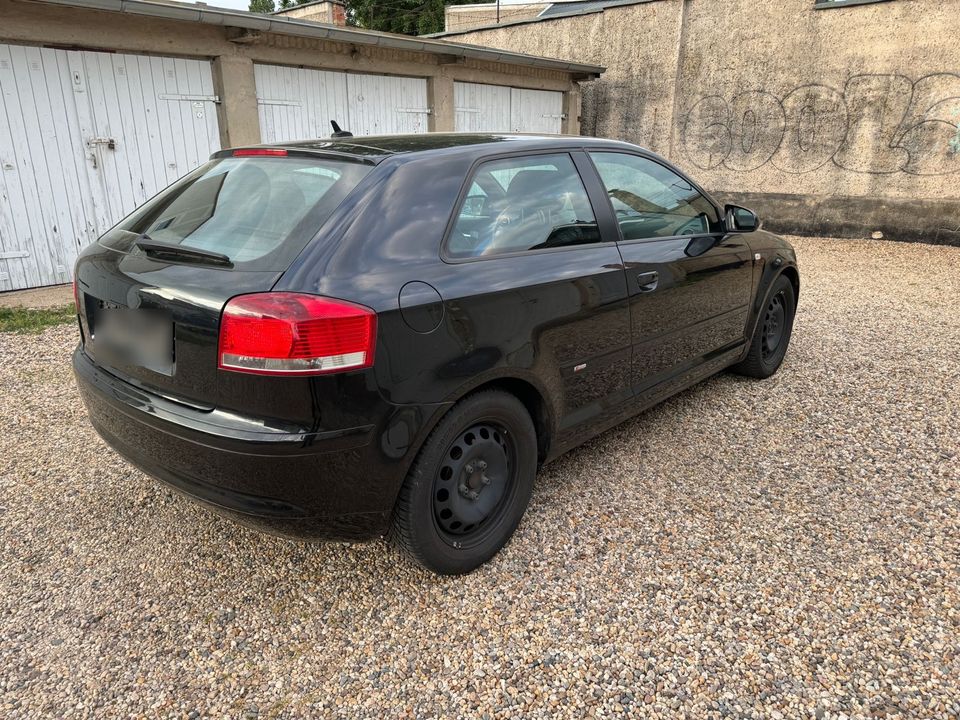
[72,147,420,540]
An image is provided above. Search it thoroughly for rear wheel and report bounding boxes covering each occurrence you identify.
[390,390,537,575]
[732,274,796,378]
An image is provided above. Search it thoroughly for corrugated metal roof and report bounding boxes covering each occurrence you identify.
[25,0,606,75]
[430,0,650,37]
[538,0,623,17]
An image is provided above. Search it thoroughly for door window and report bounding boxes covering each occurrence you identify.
[446,154,601,259]
[589,152,720,241]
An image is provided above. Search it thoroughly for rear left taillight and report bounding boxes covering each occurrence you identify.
[218,293,377,376]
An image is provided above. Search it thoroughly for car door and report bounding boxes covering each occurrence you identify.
[585,151,754,397]
[442,151,632,441]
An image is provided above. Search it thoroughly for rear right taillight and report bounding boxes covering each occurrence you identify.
[218,293,377,376]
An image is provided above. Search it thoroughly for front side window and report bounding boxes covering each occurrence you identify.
[446,153,600,259]
[589,152,719,242]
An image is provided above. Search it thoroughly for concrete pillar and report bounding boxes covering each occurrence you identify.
[561,86,581,135]
[428,73,455,132]
[212,55,261,147]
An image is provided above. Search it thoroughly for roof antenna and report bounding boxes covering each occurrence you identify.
[330,120,353,138]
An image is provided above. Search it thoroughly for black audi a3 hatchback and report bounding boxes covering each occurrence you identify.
[73,133,799,574]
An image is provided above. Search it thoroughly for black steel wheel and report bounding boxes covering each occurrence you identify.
[731,273,796,379]
[760,290,787,361]
[433,422,516,543]
[390,390,537,575]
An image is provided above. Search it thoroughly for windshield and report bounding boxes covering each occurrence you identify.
[99,156,373,270]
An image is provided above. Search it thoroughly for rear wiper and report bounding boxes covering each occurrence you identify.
[136,236,233,268]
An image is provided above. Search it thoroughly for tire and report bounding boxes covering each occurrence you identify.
[732,274,796,379]
[389,390,537,575]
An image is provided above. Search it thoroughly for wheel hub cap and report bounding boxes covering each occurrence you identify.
[459,459,492,499]
[761,291,786,359]
[434,424,510,536]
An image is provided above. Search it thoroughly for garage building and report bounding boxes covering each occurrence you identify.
[0,0,603,290]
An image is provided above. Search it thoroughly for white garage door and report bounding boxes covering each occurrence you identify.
[455,82,511,133]
[454,82,564,134]
[0,44,220,290]
[255,64,429,143]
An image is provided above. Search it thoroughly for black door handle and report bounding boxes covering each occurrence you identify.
[636,271,659,292]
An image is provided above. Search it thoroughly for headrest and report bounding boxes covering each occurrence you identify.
[506,170,559,198]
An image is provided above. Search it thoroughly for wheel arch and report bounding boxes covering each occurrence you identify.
[423,372,555,467]
[780,264,800,301]
[468,377,552,466]
[744,264,800,355]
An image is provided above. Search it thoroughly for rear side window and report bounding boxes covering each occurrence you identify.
[446,153,601,259]
[100,156,372,270]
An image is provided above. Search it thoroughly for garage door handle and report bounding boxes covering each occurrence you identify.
[88,137,116,150]
[636,271,659,292]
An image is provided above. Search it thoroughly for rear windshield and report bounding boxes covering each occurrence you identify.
[99,156,373,270]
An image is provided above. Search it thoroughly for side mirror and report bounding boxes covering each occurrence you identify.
[724,204,760,233]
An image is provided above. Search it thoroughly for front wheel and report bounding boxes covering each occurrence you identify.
[731,274,796,379]
[389,390,537,575]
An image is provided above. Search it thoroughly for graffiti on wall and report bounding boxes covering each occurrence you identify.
[681,73,960,176]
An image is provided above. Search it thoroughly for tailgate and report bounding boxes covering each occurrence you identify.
[75,151,374,410]
[76,243,280,408]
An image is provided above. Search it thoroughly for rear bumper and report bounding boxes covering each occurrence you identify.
[73,347,444,541]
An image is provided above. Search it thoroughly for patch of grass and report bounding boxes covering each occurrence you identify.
[0,305,77,333]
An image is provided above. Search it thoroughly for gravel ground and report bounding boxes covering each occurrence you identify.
[1,236,958,719]
[0,284,72,310]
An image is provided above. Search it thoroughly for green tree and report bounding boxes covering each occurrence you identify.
[348,0,488,35]
[250,0,486,35]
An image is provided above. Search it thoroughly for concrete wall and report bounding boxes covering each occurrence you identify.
[447,0,960,244]
[443,1,681,156]
[274,1,347,26]
[0,0,584,147]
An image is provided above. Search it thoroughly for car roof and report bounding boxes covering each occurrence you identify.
[257,133,636,162]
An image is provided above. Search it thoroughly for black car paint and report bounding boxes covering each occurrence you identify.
[74,134,798,541]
